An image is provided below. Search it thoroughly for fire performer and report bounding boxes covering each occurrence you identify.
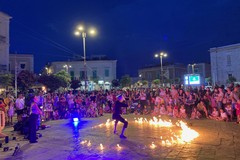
[112,95,128,139]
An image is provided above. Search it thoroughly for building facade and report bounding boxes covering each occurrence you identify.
[50,59,117,90]
[0,12,11,73]
[210,43,240,86]
[138,63,187,86]
[9,54,34,74]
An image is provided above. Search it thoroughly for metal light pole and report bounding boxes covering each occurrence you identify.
[188,63,196,74]
[155,52,167,86]
[75,25,96,91]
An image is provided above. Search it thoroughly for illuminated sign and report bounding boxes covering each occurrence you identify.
[184,74,200,85]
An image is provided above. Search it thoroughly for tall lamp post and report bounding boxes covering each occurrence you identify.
[155,52,167,86]
[188,63,196,74]
[74,25,96,90]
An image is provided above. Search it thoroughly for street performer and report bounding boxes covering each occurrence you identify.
[112,94,128,139]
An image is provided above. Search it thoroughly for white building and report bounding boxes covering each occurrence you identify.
[210,43,240,86]
[0,12,11,73]
[50,59,117,90]
[9,54,34,74]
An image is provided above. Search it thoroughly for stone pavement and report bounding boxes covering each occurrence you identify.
[0,114,240,160]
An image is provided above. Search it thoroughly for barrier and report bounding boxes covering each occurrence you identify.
[0,111,7,138]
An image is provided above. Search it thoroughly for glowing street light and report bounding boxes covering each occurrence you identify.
[74,24,97,90]
[63,64,72,73]
[188,63,196,74]
[155,52,167,85]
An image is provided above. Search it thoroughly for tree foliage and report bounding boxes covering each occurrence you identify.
[17,70,36,92]
[0,74,13,88]
[70,79,81,90]
[227,76,237,84]
[111,79,120,88]
[38,75,63,92]
[120,75,131,88]
[54,70,71,88]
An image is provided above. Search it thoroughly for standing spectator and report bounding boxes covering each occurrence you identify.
[7,100,15,125]
[67,90,75,110]
[235,99,240,124]
[15,93,25,122]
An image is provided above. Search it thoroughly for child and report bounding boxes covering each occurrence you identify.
[225,103,233,121]
[172,105,179,118]
[134,103,142,115]
[209,108,219,120]
[8,100,15,125]
[166,104,173,116]
[53,109,59,120]
[190,107,201,119]
[235,99,240,124]
[159,104,167,115]
[152,105,159,116]
[179,105,187,119]
[143,106,150,115]
[217,108,228,121]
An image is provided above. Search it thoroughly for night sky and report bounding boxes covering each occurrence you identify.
[1,0,240,78]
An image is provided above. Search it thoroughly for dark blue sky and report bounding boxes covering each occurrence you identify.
[1,0,240,78]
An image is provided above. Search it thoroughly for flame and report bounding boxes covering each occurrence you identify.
[87,140,91,146]
[117,144,122,150]
[100,143,104,150]
[80,140,87,145]
[150,142,156,149]
[177,121,199,142]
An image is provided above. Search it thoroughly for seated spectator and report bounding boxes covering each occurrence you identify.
[159,104,167,115]
[209,108,219,120]
[166,104,173,117]
[53,109,59,120]
[152,105,159,116]
[197,100,209,118]
[172,105,179,118]
[190,107,201,119]
[216,108,228,121]
[225,103,233,121]
[143,106,150,115]
[179,105,187,119]
[134,103,142,115]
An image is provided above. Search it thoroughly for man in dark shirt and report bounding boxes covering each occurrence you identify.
[112,95,128,139]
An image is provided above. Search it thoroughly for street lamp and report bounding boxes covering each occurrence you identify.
[74,25,96,90]
[63,64,72,74]
[155,52,167,86]
[188,63,196,74]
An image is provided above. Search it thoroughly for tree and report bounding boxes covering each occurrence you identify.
[142,80,148,88]
[111,79,120,88]
[0,74,13,88]
[17,70,36,92]
[152,79,160,88]
[54,70,71,88]
[38,75,63,92]
[227,76,236,84]
[120,75,131,88]
[70,79,81,90]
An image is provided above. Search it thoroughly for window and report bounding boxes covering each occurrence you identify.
[20,63,26,70]
[92,70,97,79]
[80,71,85,80]
[228,74,232,78]
[70,71,74,80]
[104,69,109,77]
[227,55,231,66]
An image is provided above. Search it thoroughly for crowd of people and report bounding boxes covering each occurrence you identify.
[0,82,240,128]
